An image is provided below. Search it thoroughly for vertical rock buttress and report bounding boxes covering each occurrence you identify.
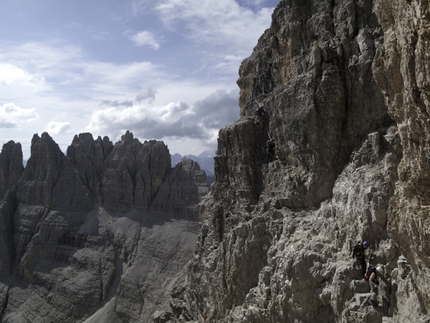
[170,1,430,323]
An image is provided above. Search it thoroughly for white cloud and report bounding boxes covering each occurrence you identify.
[0,102,39,129]
[0,121,16,129]
[86,101,204,140]
[0,43,83,100]
[86,88,239,148]
[155,0,274,55]
[82,61,163,96]
[130,30,161,50]
[131,0,157,16]
[0,41,165,105]
[46,121,71,136]
[0,0,275,159]
[136,87,157,103]
[193,89,239,129]
[0,64,32,85]
[0,42,82,73]
[0,63,48,94]
[101,100,134,107]
[0,42,161,88]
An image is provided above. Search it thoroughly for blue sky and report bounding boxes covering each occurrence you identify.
[0,0,279,159]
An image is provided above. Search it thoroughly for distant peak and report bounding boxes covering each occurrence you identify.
[198,150,214,158]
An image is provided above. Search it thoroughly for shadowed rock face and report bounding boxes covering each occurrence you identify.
[166,0,430,323]
[0,141,23,199]
[16,133,94,213]
[0,131,209,323]
[68,131,173,214]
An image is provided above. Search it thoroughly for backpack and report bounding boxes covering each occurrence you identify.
[365,265,377,280]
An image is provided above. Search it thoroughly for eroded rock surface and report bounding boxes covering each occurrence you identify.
[166,1,430,323]
[0,132,209,323]
[0,141,23,200]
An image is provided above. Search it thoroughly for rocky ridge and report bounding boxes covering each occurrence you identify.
[165,0,430,323]
[0,131,209,323]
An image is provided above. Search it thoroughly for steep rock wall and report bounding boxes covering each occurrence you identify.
[0,141,23,200]
[374,0,430,319]
[168,1,430,323]
[0,132,209,323]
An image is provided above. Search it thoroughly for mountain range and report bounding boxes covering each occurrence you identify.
[0,131,209,323]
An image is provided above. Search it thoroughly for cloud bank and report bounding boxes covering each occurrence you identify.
[0,103,39,129]
[87,88,239,152]
[130,30,161,50]
[155,0,273,53]
[0,0,277,158]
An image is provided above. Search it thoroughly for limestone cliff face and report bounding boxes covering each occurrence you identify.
[67,130,172,214]
[168,1,430,323]
[0,131,209,323]
[374,0,430,319]
[0,141,23,201]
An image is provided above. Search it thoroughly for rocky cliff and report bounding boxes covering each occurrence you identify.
[165,0,430,323]
[2,0,430,322]
[0,131,209,323]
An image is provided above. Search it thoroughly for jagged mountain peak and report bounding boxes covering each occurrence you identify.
[0,130,210,323]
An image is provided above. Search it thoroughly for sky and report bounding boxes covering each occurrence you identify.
[0,0,279,160]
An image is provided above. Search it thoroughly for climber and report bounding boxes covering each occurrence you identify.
[255,104,266,117]
[368,265,384,306]
[352,240,369,277]
[266,139,275,162]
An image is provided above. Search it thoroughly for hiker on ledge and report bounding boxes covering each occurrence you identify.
[368,265,384,306]
[352,240,369,277]
[255,104,266,117]
[266,139,275,162]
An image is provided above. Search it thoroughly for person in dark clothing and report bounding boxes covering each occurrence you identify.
[352,240,369,277]
[255,105,266,116]
[266,139,275,162]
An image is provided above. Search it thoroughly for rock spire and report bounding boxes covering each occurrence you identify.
[0,131,209,323]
